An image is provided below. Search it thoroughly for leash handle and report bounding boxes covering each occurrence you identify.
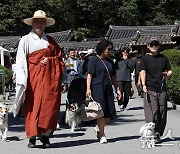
[8,104,14,113]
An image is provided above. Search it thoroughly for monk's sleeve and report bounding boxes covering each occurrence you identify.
[16,37,28,87]
[14,37,28,117]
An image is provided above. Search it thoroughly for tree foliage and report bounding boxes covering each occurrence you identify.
[162,49,180,105]
[0,0,180,40]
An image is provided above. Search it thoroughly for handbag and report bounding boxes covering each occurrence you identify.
[79,97,104,121]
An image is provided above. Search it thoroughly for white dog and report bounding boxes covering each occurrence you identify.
[139,122,155,148]
[65,104,82,132]
[0,103,8,141]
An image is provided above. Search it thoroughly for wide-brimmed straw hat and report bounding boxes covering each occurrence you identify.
[23,10,55,27]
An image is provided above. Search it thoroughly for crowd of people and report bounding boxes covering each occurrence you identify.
[13,10,172,148]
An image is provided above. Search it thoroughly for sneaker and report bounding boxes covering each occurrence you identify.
[119,105,124,111]
[100,136,107,144]
[154,133,162,144]
[56,123,61,130]
[94,126,100,139]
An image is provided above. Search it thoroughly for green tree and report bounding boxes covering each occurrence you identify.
[1,0,180,40]
[117,0,139,25]
[0,0,76,35]
[162,49,180,105]
[73,27,91,41]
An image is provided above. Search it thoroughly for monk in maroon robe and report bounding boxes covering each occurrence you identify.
[16,10,65,148]
[24,36,64,140]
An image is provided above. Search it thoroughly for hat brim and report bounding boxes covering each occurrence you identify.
[23,17,55,27]
[149,40,160,46]
[84,52,95,57]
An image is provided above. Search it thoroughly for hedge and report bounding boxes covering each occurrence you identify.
[0,65,12,94]
[162,49,180,105]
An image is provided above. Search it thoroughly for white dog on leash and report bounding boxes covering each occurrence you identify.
[139,122,155,148]
[65,104,82,132]
[0,103,8,141]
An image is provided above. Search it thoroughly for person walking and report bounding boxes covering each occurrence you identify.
[11,58,16,91]
[140,37,172,143]
[86,39,121,144]
[115,47,134,111]
[135,53,143,97]
[63,49,82,90]
[14,10,65,148]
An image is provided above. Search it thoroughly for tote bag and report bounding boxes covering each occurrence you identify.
[80,97,104,121]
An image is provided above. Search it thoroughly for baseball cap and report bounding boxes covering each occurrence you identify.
[148,37,160,46]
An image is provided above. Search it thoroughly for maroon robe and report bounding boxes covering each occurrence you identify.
[24,36,65,138]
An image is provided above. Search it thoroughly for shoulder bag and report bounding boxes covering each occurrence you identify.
[79,96,104,121]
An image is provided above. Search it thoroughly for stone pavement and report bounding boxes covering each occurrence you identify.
[0,91,180,154]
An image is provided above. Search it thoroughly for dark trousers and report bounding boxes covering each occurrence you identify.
[143,91,167,136]
[117,81,131,108]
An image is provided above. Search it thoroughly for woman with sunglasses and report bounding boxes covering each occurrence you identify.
[140,37,172,144]
[86,39,121,144]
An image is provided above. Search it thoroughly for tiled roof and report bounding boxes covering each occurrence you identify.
[0,30,73,51]
[106,25,138,40]
[59,41,98,52]
[171,21,180,37]
[106,25,177,47]
[113,42,132,52]
[135,34,173,45]
[0,36,21,51]
[111,38,135,51]
[105,25,173,40]
[1,23,179,54]
[0,36,21,44]
[47,30,72,43]
[59,37,134,53]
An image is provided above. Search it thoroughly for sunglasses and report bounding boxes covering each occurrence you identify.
[149,41,160,47]
[107,47,113,51]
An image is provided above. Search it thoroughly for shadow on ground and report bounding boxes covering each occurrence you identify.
[33,135,140,149]
[53,132,85,138]
[35,139,97,149]
[127,106,144,111]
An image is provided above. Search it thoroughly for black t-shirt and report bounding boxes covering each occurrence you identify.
[140,54,171,92]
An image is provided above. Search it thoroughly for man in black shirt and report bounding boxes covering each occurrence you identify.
[140,37,172,143]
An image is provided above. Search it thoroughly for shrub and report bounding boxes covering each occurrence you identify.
[0,65,12,94]
[166,66,180,104]
[162,49,180,105]
[161,49,180,66]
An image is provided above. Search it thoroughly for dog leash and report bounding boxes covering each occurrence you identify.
[8,104,15,113]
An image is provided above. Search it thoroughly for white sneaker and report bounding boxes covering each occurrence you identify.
[94,126,100,139]
[119,105,124,111]
[56,123,61,130]
[100,136,107,144]
[94,125,99,133]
